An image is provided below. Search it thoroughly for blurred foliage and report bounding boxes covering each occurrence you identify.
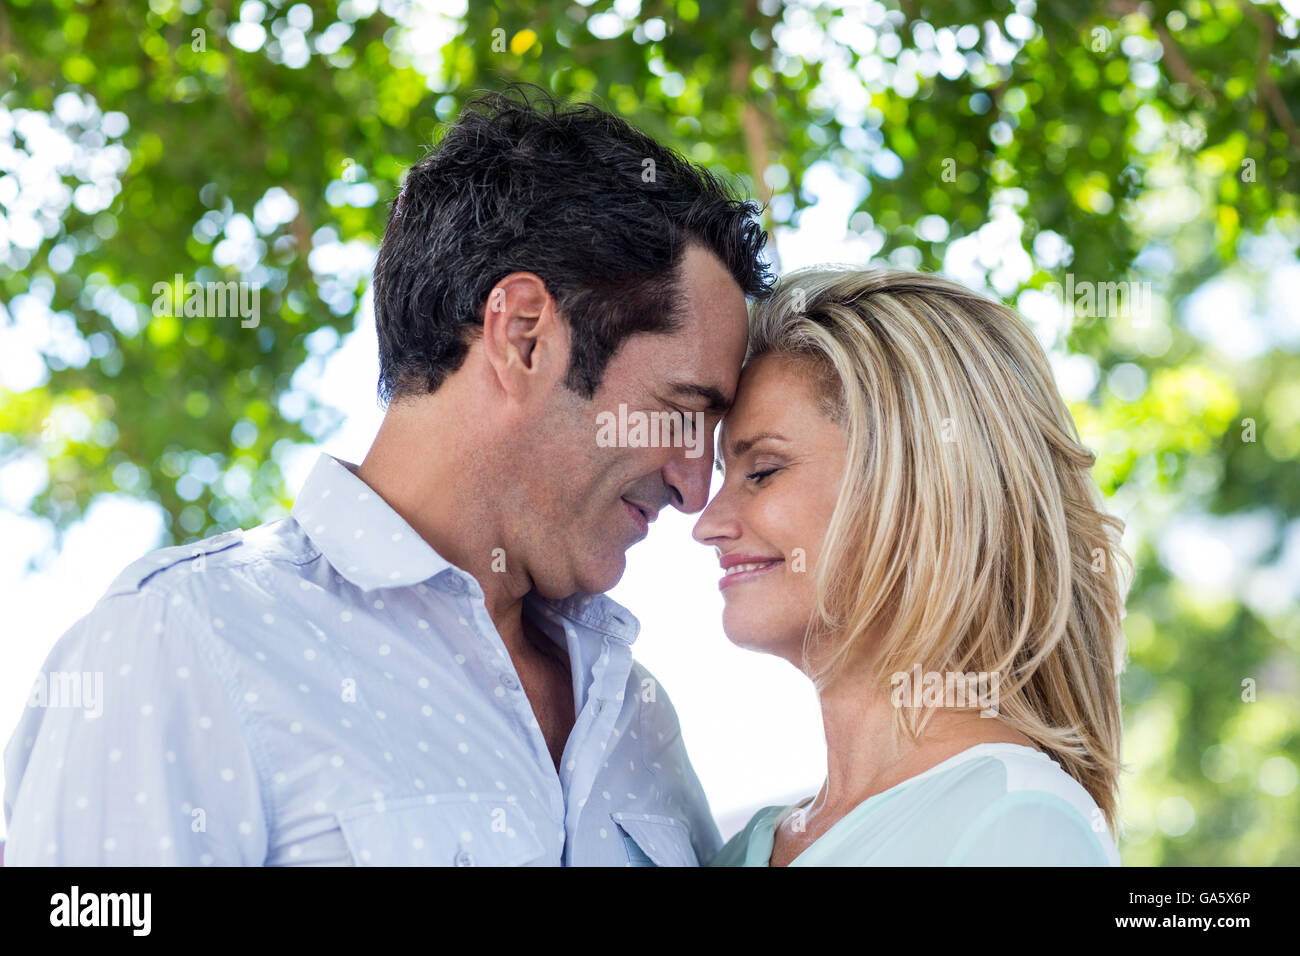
[1,0,1297,863]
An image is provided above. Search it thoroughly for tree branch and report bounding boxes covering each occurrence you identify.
[732,0,781,272]
[1111,0,1214,103]
[1244,2,1300,155]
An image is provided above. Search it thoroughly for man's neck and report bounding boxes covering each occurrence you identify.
[356,395,579,771]
[355,394,533,650]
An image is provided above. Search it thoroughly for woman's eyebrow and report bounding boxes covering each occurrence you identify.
[715,431,791,472]
[729,431,790,458]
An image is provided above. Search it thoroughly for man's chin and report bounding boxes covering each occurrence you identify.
[579,553,628,597]
[531,552,628,600]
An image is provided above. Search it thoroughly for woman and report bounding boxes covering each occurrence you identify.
[696,268,1129,866]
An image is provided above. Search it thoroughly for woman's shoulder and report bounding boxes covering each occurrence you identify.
[956,743,1108,823]
[928,743,1120,865]
[708,804,790,867]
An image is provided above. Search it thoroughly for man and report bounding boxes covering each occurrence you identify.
[3,87,772,865]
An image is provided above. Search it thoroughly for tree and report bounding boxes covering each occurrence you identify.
[2,0,1297,863]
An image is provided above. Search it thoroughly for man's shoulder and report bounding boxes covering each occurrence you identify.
[626,658,676,710]
[102,517,312,602]
[103,528,247,600]
[35,517,317,691]
[626,658,693,755]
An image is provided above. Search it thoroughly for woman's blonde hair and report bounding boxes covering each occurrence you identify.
[748,267,1130,833]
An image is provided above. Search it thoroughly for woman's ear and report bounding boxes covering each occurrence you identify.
[480,272,569,401]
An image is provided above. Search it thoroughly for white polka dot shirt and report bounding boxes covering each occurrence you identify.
[2,454,722,866]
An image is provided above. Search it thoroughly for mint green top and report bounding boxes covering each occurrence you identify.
[711,743,1119,866]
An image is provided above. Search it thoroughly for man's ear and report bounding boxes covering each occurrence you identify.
[481,272,568,401]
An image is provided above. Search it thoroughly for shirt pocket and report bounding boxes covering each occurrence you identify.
[611,811,699,867]
[338,794,548,867]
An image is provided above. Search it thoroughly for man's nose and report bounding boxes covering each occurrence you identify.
[662,442,715,514]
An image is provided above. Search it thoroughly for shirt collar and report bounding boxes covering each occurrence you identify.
[527,590,641,647]
[292,453,453,591]
[290,454,641,647]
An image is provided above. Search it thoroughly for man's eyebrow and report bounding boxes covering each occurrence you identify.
[715,431,791,472]
[667,381,731,415]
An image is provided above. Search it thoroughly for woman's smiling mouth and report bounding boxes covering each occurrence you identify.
[718,555,784,590]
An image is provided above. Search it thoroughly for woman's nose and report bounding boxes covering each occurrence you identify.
[692,482,738,545]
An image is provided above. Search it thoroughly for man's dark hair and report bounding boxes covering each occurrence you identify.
[372,84,773,403]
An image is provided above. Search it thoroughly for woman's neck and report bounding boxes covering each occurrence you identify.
[805,667,1038,821]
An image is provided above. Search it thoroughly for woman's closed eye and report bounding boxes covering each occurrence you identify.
[746,467,780,484]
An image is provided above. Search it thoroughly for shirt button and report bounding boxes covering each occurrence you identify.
[454,849,475,867]
[446,575,466,594]
[500,674,519,691]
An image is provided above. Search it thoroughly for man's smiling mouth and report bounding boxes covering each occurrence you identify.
[621,497,658,537]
